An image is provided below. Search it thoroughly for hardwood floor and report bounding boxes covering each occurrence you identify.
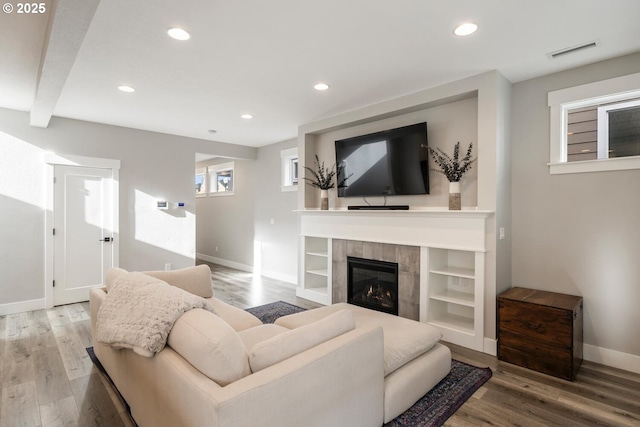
[1,262,639,426]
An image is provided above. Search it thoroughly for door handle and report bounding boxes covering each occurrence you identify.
[100,237,113,242]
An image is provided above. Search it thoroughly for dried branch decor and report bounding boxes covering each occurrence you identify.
[303,155,351,190]
[428,142,476,182]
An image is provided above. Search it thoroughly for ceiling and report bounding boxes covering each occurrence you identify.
[1,0,640,148]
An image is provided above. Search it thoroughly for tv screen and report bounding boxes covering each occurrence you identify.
[335,122,429,197]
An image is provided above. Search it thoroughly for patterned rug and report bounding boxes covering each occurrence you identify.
[246,301,492,427]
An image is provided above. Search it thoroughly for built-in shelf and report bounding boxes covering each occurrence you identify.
[425,248,484,351]
[298,236,332,305]
[306,251,328,258]
[306,269,328,277]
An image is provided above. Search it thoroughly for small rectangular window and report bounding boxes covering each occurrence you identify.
[281,147,299,191]
[548,72,640,174]
[208,161,235,196]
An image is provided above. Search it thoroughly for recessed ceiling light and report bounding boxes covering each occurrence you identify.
[168,27,190,41]
[241,114,253,119]
[314,83,330,91]
[118,85,135,93]
[454,22,478,36]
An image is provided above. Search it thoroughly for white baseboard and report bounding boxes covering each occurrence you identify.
[584,343,640,374]
[484,338,497,356]
[197,253,253,273]
[0,298,46,316]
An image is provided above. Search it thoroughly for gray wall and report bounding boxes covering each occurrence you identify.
[0,107,255,310]
[253,140,299,282]
[195,158,256,268]
[195,139,299,282]
[511,52,640,357]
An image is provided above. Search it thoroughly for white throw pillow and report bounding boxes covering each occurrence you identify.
[144,264,213,298]
[168,308,250,386]
[249,309,355,373]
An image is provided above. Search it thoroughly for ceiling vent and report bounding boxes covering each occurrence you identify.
[547,40,600,59]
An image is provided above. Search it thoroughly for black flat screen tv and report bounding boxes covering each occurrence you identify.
[335,122,429,197]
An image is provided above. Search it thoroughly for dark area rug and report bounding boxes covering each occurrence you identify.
[245,300,306,323]
[88,301,491,427]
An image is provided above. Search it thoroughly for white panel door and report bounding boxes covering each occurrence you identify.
[54,165,114,305]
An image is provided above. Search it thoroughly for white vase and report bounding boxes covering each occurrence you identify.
[320,189,329,210]
[448,181,461,210]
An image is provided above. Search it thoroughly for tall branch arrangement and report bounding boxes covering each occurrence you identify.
[428,142,476,183]
[303,155,351,190]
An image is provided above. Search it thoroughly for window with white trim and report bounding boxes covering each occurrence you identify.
[548,72,640,174]
[208,161,235,195]
[281,147,299,191]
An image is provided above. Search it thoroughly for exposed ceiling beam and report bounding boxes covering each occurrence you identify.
[30,0,100,128]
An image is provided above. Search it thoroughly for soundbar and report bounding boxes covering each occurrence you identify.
[348,205,409,210]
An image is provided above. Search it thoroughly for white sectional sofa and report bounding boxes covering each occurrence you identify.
[90,265,450,427]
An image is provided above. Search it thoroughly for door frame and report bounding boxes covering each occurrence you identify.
[45,153,120,308]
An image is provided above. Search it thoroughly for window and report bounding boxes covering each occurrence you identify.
[548,72,640,174]
[566,98,640,162]
[208,161,235,195]
[281,147,299,191]
[195,168,207,196]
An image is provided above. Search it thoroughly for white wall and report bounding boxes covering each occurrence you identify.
[511,52,640,364]
[0,107,255,313]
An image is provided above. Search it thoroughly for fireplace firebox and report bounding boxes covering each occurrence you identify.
[347,257,399,315]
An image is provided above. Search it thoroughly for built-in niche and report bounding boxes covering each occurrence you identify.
[306,96,478,210]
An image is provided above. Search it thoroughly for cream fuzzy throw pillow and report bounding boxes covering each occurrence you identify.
[96,272,215,357]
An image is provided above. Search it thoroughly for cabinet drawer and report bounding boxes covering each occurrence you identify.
[498,299,573,346]
[499,343,575,380]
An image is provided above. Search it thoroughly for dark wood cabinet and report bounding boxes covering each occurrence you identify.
[498,287,583,381]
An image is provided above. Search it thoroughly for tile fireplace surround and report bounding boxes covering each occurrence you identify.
[333,240,420,320]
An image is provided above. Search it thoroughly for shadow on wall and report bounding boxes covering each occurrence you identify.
[0,194,45,304]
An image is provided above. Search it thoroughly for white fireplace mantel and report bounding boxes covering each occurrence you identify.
[296,209,493,252]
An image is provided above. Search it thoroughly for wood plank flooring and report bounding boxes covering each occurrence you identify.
[1,261,638,427]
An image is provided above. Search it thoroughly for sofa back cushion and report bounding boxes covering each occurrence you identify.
[168,308,250,386]
[249,309,355,373]
[144,264,213,298]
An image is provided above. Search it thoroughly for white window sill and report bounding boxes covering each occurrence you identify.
[548,156,640,175]
[281,185,298,192]
[208,192,235,197]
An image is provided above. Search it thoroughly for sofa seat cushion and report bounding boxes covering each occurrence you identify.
[249,309,356,373]
[238,324,290,351]
[275,303,442,376]
[168,308,250,386]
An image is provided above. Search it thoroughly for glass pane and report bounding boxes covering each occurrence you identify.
[195,174,206,194]
[566,106,597,162]
[608,106,640,158]
[216,170,233,192]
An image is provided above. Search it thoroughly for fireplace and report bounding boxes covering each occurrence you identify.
[347,257,399,315]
